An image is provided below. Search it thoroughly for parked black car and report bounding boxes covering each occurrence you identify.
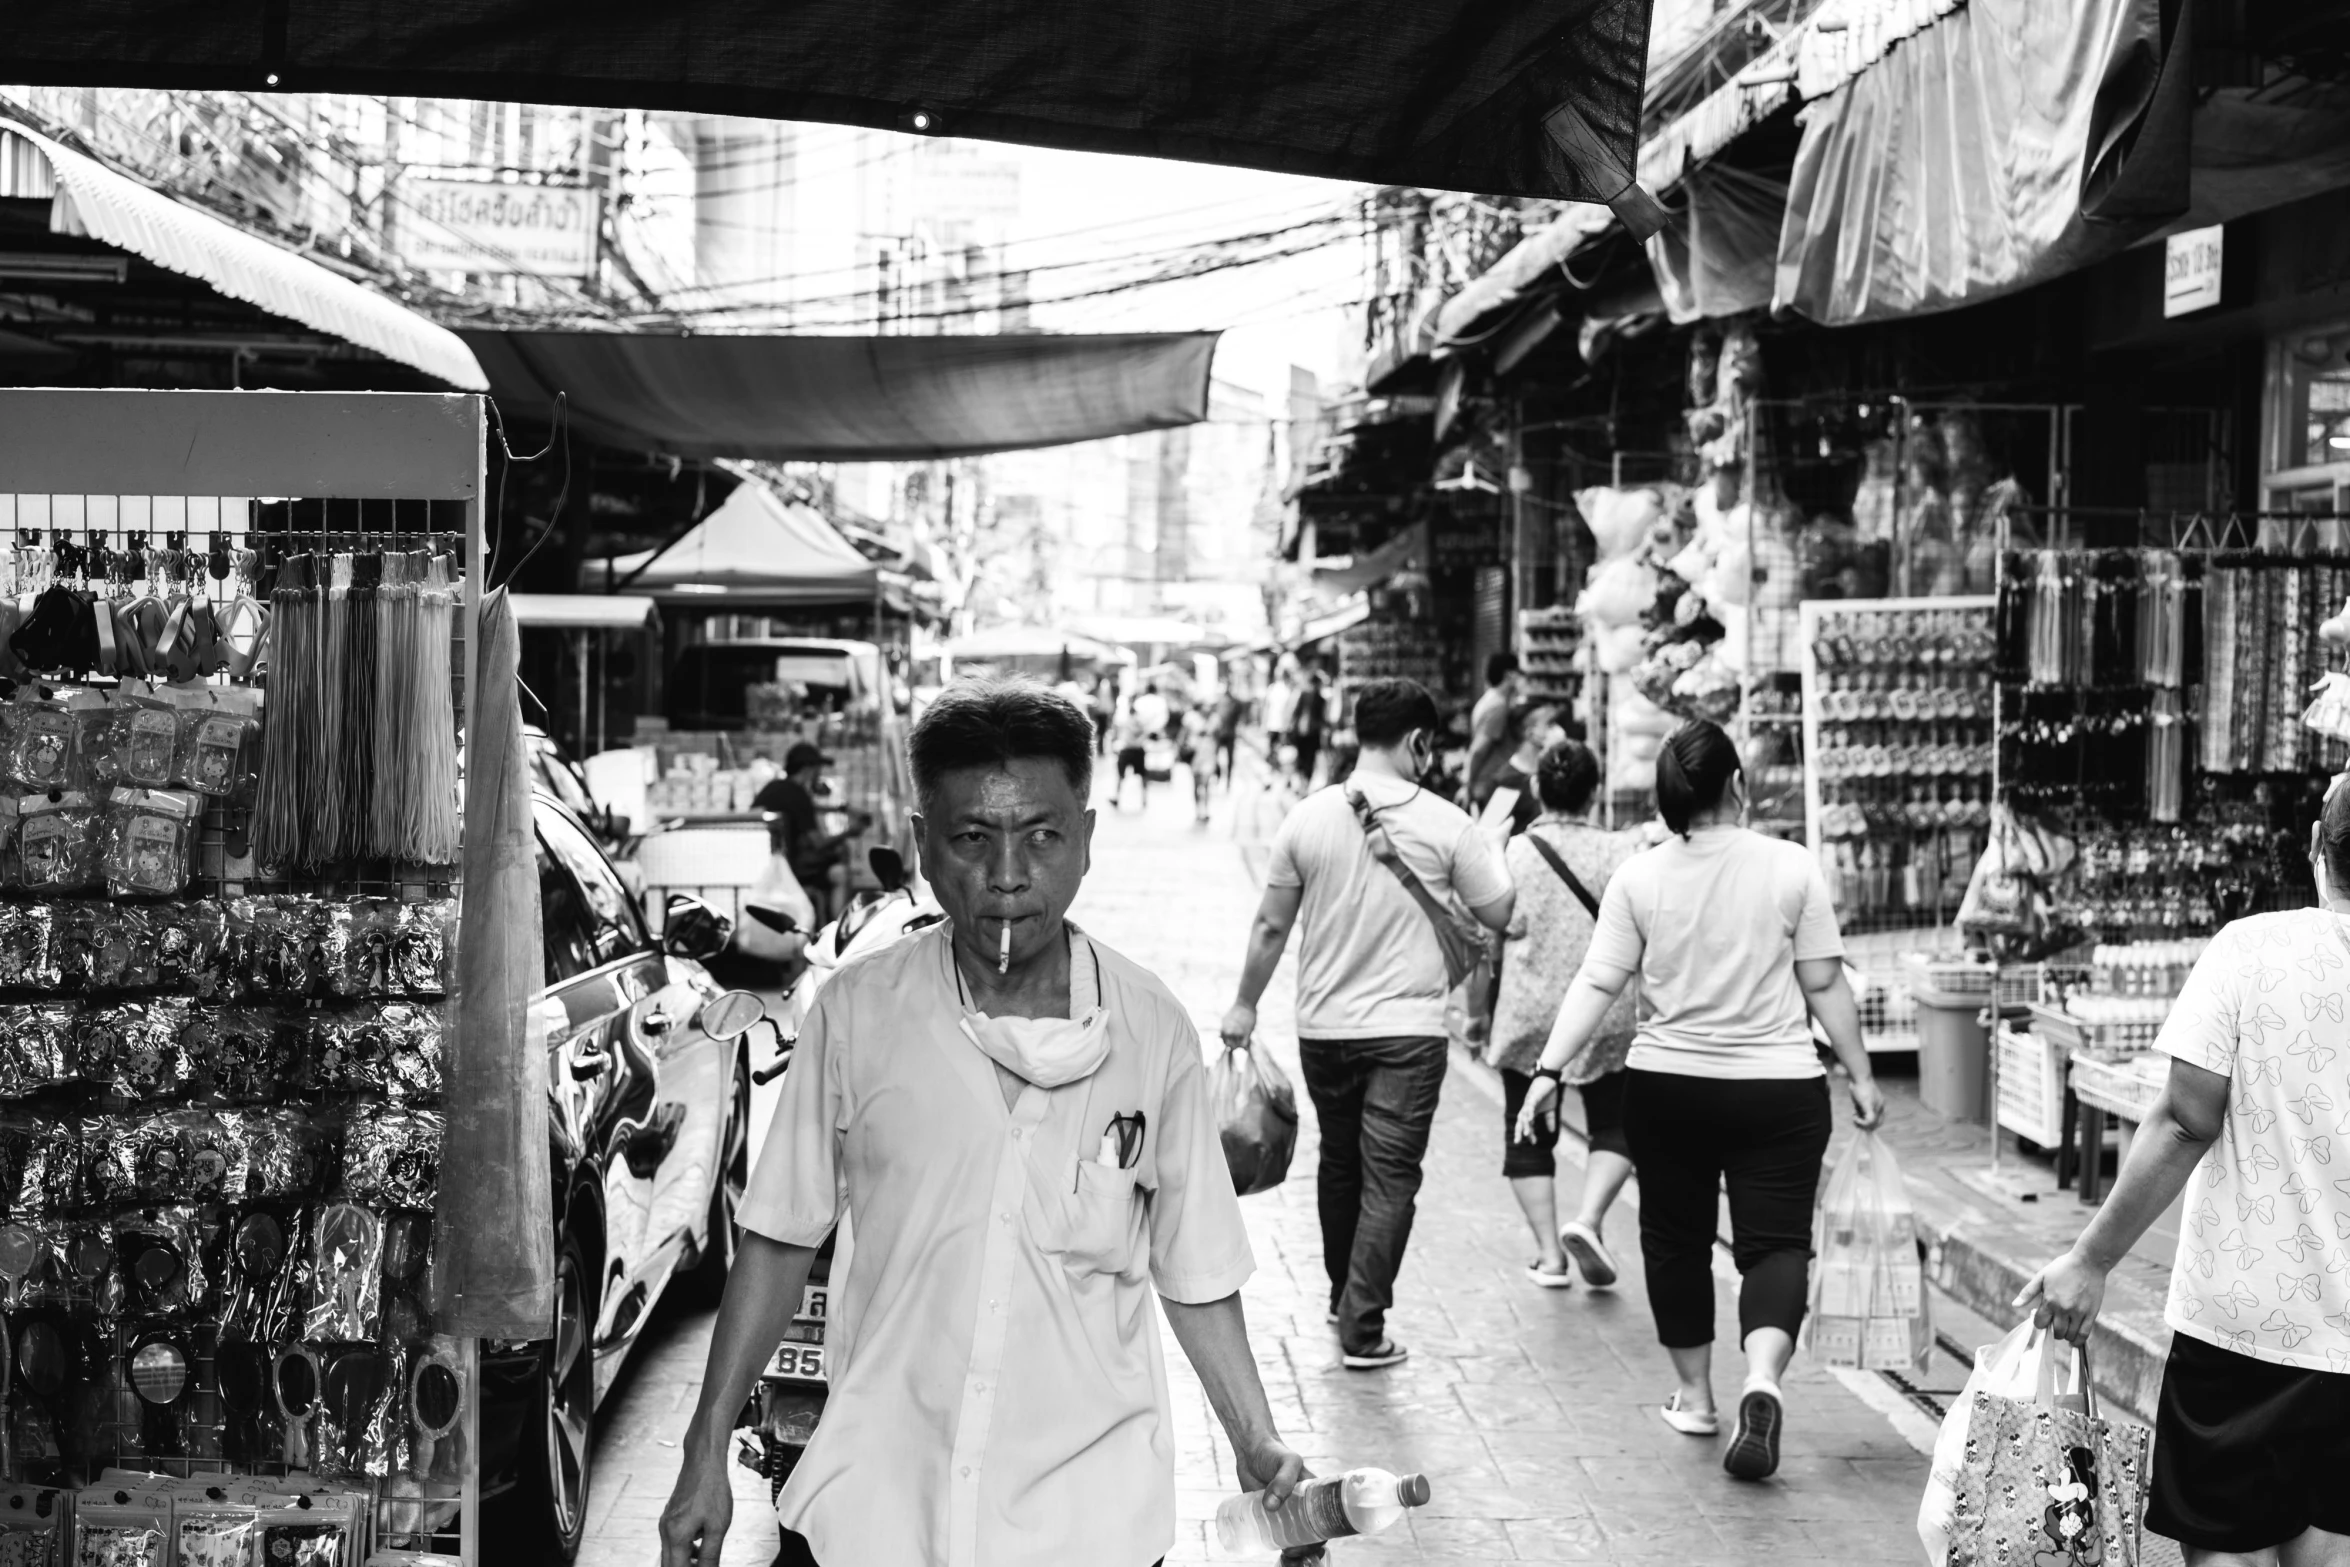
[478,793,760,1559]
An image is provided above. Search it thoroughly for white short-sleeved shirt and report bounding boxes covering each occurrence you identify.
[2155,911,2350,1372]
[1581,825,1843,1079]
[740,921,1255,1567]
[1265,773,1512,1040]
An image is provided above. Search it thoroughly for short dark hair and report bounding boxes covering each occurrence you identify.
[1654,719,1741,836]
[1534,739,1600,815]
[1352,678,1441,749]
[909,676,1094,810]
[1484,652,1520,687]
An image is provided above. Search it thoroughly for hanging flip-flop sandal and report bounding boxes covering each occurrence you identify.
[1723,1384,1784,1480]
[1659,1391,1719,1436]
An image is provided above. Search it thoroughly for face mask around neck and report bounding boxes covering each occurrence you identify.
[953,926,1111,1088]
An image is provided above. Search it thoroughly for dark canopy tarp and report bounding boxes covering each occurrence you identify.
[465,329,1220,461]
[0,0,1652,201]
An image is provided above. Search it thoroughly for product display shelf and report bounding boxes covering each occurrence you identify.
[1515,606,1581,704]
[0,389,491,1566]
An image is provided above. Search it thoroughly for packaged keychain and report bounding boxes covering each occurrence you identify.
[91,903,162,992]
[46,902,98,994]
[108,698,183,791]
[238,1108,324,1200]
[155,900,227,998]
[8,701,74,790]
[380,1004,447,1104]
[101,789,200,898]
[12,793,100,892]
[0,1005,78,1099]
[329,898,402,999]
[175,691,259,800]
[0,904,55,989]
[75,1003,194,1103]
[206,1008,297,1104]
[393,901,455,997]
[0,1116,78,1219]
[0,1485,66,1567]
[339,1109,442,1210]
[306,1202,385,1342]
[69,1482,170,1567]
[168,1493,256,1567]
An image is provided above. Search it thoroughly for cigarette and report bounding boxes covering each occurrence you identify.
[998,922,1011,975]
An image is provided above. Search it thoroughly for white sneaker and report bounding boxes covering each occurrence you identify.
[1558,1221,1620,1289]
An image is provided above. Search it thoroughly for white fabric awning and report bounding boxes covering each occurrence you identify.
[4,123,485,390]
[509,593,659,630]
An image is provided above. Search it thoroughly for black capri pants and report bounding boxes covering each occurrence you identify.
[1499,1067,1630,1178]
[1621,1068,1832,1349]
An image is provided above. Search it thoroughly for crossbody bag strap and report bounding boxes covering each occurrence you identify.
[1526,832,1601,919]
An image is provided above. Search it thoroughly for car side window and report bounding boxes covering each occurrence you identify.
[538,806,650,967]
[539,834,599,986]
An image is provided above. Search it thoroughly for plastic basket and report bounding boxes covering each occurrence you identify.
[1995,1023,2069,1147]
[1903,954,1995,1008]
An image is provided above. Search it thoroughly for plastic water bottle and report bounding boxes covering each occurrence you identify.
[1214,1468,1431,1552]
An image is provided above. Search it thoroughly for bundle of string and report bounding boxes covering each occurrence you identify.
[402,553,461,865]
[251,553,320,872]
[340,551,379,858]
[2023,552,2087,686]
[2136,551,2186,688]
[369,552,418,860]
[2147,688,2186,823]
[309,552,353,868]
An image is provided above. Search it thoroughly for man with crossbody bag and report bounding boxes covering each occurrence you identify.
[1222,679,1514,1369]
[1490,740,1641,1290]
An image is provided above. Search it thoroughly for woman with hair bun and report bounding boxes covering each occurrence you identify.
[1515,719,1885,1483]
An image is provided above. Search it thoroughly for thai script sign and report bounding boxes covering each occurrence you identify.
[403,176,602,277]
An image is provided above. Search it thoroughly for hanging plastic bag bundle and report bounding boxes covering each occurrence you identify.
[1209,1038,1297,1197]
[1917,1322,2148,1567]
[1804,1129,1931,1373]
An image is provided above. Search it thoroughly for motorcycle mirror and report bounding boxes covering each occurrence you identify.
[742,902,800,936]
[701,989,766,1041]
[868,845,905,892]
[660,894,735,963]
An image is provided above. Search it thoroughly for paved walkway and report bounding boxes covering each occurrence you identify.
[586,756,1935,1565]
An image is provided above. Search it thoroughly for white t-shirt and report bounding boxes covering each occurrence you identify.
[1583,825,1843,1079]
[1262,681,1297,734]
[2155,910,2350,1373]
[1266,772,1512,1040]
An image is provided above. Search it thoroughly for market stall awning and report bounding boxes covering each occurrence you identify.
[1,0,1653,203]
[1065,614,1227,649]
[945,626,1125,664]
[1,122,485,389]
[602,481,879,603]
[508,593,658,630]
[465,329,1219,461]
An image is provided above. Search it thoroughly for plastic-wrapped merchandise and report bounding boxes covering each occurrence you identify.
[109,700,183,791]
[0,1485,67,1566]
[340,1109,443,1210]
[101,790,201,898]
[175,694,259,799]
[306,1202,385,1342]
[170,1497,257,1567]
[85,1112,241,1208]
[91,904,163,993]
[69,1483,170,1567]
[12,792,101,893]
[206,1009,300,1105]
[0,1005,78,1099]
[331,898,403,999]
[155,900,227,998]
[9,702,75,791]
[0,1116,78,1218]
[110,1208,211,1319]
[0,904,57,989]
[237,1108,325,1200]
[393,901,455,997]
[72,706,121,792]
[381,1004,447,1104]
[75,1003,198,1103]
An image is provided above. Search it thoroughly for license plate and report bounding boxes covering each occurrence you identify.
[765,1341,827,1383]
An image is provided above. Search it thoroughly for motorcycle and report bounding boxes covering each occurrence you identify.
[732,845,943,1497]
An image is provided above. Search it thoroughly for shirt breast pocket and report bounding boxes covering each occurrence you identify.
[1052,1160,1146,1278]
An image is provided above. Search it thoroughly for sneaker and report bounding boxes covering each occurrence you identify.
[1558,1221,1619,1289]
[1524,1260,1574,1289]
[1723,1386,1783,1480]
[1342,1339,1410,1370]
[1659,1391,1719,1436]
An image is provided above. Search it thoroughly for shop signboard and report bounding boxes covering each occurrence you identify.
[404,174,604,276]
[2163,224,2224,318]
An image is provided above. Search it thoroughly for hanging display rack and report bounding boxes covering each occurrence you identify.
[0,388,491,1566]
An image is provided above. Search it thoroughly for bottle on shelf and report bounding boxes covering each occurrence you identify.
[1214,1468,1432,1553]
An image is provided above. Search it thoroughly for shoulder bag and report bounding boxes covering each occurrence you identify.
[1348,789,1485,987]
[1525,831,1602,918]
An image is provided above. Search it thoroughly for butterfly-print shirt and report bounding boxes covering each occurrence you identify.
[2157,910,2350,1371]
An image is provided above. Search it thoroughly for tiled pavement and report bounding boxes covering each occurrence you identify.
[584,757,1934,1565]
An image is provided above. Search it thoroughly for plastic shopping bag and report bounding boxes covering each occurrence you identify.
[1805,1129,1932,1373]
[1926,1326,2148,1567]
[734,852,816,963]
[1210,1040,1298,1197]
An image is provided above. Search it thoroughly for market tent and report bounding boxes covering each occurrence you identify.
[945,626,1124,664]
[1064,614,1227,650]
[1,122,485,389]
[465,329,1220,461]
[602,481,878,603]
[1,0,1652,203]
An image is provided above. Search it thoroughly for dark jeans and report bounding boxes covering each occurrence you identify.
[1621,1068,1832,1349]
[1297,1034,1448,1355]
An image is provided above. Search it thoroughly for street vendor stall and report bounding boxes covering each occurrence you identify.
[0,387,531,1565]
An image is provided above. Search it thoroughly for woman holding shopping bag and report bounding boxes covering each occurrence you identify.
[1516,719,1885,1481]
[1488,738,1640,1289]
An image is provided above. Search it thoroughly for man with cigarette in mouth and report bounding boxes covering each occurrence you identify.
[660,677,1306,1567]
